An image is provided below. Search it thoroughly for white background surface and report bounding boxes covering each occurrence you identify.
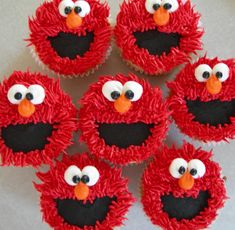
[0,0,235,229]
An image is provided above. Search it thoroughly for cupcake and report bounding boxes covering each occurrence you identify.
[141,143,227,229]
[114,0,203,75]
[28,0,112,77]
[168,56,235,144]
[0,71,77,167]
[35,153,134,230]
[79,73,169,165]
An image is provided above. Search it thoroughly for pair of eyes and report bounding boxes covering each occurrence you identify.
[64,165,100,187]
[59,0,90,18]
[7,84,45,105]
[102,81,143,102]
[195,63,230,83]
[169,158,206,179]
[145,0,179,14]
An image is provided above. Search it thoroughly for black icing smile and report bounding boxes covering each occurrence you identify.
[97,122,154,148]
[48,31,94,60]
[1,122,54,153]
[55,196,117,227]
[161,190,210,221]
[186,98,235,126]
[133,29,181,56]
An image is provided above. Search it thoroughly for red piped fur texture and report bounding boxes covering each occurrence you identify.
[78,73,170,165]
[142,143,227,230]
[114,0,203,75]
[28,0,112,76]
[35,153,134,230]
[0,71,77,167]
[168,56,235,143]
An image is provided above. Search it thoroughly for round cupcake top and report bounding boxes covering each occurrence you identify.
[168,56,235,143]
[36,153,134,230]
[142,142,227,229]
[0,71,77,167]
[114,0,203,75]
[28,0,112,76]
[79,73,170,165]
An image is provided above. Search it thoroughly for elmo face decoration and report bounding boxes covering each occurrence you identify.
[35,153,134,230]
[168,57,235,143]
[141,143,227,229]
[114,0,203,75]
[0,71,77,167]
[28,0,112,77]
[79,73,169,165]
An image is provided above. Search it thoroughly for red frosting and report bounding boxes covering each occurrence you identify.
[35,153,134,230]
[114,0,203,75]
[28,0,112,76]
[142,143,227,229]
[0,71,77,167]
[78,73,169,165]
[168,56,235,142]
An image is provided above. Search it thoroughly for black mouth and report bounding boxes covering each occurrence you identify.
[161,190,210,221]
[55,196,117,227]
[186,98,235,126]
[97,122,154,148]
[1,122,54,153]
[133,29,180,56]
[48,31,94,60]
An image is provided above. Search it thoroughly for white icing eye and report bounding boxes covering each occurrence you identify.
[162,0,179,12]
[82,166,100,186]
[102,81,123,102]
[123,81,143,102]
[59,0,75,17]
[26,85,45,105]
[212,63,230,82]
[145,0,162,14]
[7,84,27,104]
[64,165,82,186]
[188,159,206,179]
[195,64,212,82]
[169,158,188,178]
[74,0,91,18]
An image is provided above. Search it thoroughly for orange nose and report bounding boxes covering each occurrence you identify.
[114,94,132,114]
[178,171,195,190]
[74,182,89,200]
[153,6,170,26]
[18,99,35,118]
[206,75,222,95]
[66,10,82,29]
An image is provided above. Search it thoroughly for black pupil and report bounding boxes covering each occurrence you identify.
[202,71,210,79]
[178,166,186,175]
[125,90,134,100]
[216,71,223,79]
[26,93,34,101]
[64,6,72,15]
[81,175,90,184]
[111,91,120,100]
[163,3,172,10]
[153,3,160,11]
[14,92,22,100]
[74,6,82,14]
[72,175,80,184]
[190,168,197,176]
